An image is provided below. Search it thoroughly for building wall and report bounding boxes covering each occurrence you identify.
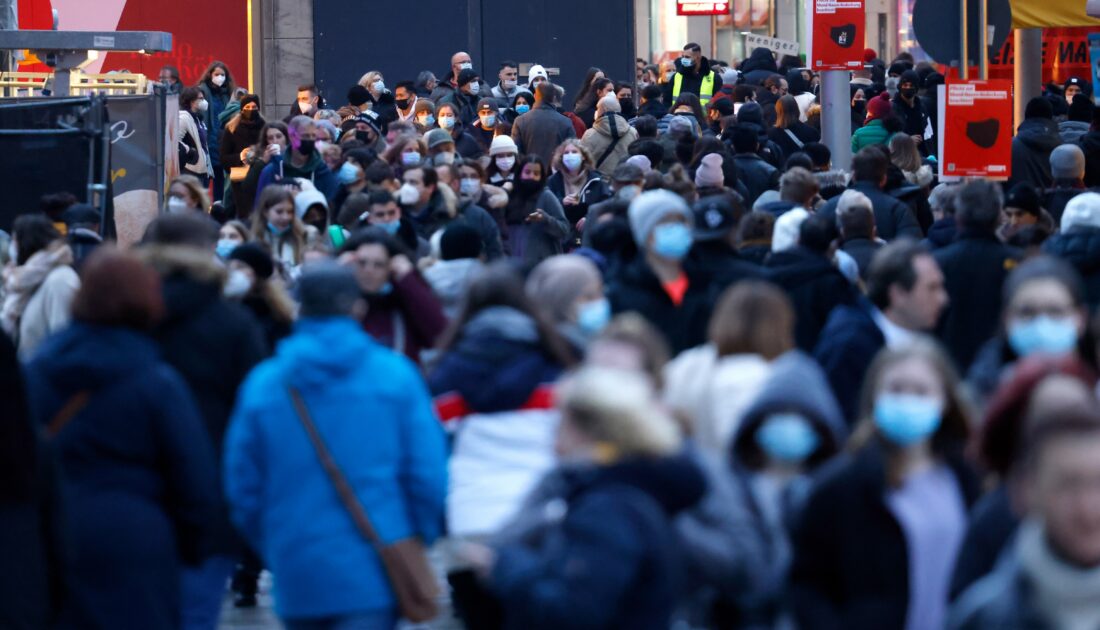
[261,0,313,120]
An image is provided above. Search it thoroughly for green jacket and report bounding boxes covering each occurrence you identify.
[851,119,891,153]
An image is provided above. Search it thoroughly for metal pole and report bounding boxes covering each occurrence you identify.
[1014,28,1043,131]
[821,69,852,170]
[979,0,989,79]
[960,0,969,79]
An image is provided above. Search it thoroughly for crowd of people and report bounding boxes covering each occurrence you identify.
[4,41,1100,630]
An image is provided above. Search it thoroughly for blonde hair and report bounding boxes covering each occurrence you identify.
[889,134,923,173]
[552,138,594,174]
[358,71,383,89]
[558,366,682,457]
[170,174,211,213]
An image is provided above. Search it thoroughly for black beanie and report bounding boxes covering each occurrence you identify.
[1024,96,1053,120]
[348,85,371,107]
[440,223,483,261]
[228,242,275,279]
[1069,93,1095,123]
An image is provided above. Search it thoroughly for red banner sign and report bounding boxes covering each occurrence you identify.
[677,0,731,16]
[941,80,1013,179]
[807,0,865,70]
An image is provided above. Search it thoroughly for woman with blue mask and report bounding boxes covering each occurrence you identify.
[525,254,608,353]
[435,102,483,160]
[722,350,847,627]
[250,186,317,282]
[330,148,373,218]
[790,339,978,630]
[968,256,1089,403]
[606,189,712,354]
[546,139,611,249]
[503,90,535,124]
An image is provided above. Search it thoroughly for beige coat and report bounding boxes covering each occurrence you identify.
[580,113,639,178]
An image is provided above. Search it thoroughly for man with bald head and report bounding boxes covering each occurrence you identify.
[431,51,477,102]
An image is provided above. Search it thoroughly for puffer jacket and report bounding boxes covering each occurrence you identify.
[1009,118,1061,190]
[1041,225,1100,308]
[429,306,566,538]
[580,113,640,178]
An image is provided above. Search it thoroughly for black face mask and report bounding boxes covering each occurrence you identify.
[966,118,1000,149]
[619,99,636,118]
[355,130,373,144]
[241,109,256,121]
[297,139,315,156]
[395,98,410,110]
[900,87,918,99]
[852,100,866,114]
[830,24,857,48]
[516,178,542,197]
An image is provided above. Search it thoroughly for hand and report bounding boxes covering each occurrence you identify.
[502,181,514,193]
[240,148,252,164]
[390,254,414,280]
[563,194,578,206]
[910,134,923,145]
[525,210,546,224]
[263,144,280,162]
[457,542,497,577]
[575,217,586,232]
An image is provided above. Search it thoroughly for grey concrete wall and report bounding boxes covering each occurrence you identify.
[261,0,314,120]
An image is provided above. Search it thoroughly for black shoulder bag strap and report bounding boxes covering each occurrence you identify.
[595,113,624,169]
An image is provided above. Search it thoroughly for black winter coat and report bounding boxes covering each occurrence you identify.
[789,445,980,630]
[607,257,714,354]
[1042,183,1087,226]
[732,152,780,206]
[1078,130,1100,188]
[840,238,882,281]
[1008,118,1061,191]
[767,122,820,162]
[813,299,886,424]
[817,181,923,241]
[934,233,1022,372]
[1041,225,1100,309]
[740,47,780,86]
[764,247,857,352]
[687,240,764,290]
[146,248,267,557]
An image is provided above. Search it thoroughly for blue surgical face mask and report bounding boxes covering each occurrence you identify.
[516,104,531,114]
[419,114,436,126]
[402,151,422,167]
[459,177,481,197]
[438,115,456,130]
[1008,315,1079,357]
[562,153,584,172]
[377,219,401,235]
[755,413,820,464]
[874,393,943,447]
[577,298,611,335]
[338,161,361,185]
[216,239,238,259]
[480,114,496,128]
[652,222,693,260]
[681,56,694,68]
[267,222,290,237]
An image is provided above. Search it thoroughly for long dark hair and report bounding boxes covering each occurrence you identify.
[671,93,707,128]
[0,332,34,502]
[197,60,237,94]
[433,262,578,367]
[13,214,60,266]
[572,67,604,111]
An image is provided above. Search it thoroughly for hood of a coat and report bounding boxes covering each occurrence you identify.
[741,47,778,75]
[1016,118,1062,153]
[1043,226,1100,272]
[139,245,226,327]
[28,323,162,392]
[423,259,483,304]
[565,453,707,516]
[731,350,847,469]
[594,112,632,137]
[278,317,376,387]
[430,306,563,414]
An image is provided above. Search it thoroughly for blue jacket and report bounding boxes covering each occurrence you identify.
[223,317,447,619]
[813,299,886,425]
[489,456,707,630]
[24,324,218,629]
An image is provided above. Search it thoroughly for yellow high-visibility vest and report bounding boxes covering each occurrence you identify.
[672,71,716,104]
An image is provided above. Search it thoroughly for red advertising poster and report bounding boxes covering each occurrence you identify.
[941,80,1013,179]
[807,0,865,70]
[18,0,248,88]
[990,27,1100,86]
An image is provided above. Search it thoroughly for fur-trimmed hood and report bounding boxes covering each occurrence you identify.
[138,244,226,286]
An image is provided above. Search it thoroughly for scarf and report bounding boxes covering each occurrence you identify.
[2,244,74,338]
[562,168,588,198]
[1017,519,1100,630]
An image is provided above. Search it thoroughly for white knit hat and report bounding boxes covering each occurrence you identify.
[1061,192,1100,232]
[772,207,809,253]
[489,134,518,157]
